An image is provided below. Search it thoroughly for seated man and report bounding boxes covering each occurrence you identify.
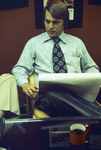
[0,74,20,118]
[12,1,101,117]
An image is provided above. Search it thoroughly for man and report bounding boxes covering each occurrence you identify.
[12,1,101,117]
[0,74,20,118]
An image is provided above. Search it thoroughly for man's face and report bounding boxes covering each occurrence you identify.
[44,10,64,37]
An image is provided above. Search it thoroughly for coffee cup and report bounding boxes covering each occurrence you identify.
[70,123,89,146]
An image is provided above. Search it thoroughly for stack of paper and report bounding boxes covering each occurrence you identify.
[39,73,101,102]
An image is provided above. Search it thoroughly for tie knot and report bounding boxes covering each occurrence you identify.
[52,37,61,44]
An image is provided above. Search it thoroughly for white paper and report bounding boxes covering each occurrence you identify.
[39,73,101,102]
[68,8,74,20]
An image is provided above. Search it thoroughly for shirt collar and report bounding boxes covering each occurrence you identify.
[59,31,66,44]
[43,32,51,43]
[43,31,66,44]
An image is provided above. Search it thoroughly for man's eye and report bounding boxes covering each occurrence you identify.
[53,21,60,25]
[46,20,50,24]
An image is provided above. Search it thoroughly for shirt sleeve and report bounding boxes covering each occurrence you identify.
[78,40,99,73]
[12,40,35,87]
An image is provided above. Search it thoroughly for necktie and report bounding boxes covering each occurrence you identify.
[52,37,67,73]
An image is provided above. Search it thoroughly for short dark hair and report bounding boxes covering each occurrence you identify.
[43,1,69,28]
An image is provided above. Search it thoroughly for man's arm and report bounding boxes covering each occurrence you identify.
[12,40,35,87]
[78,40,99,73]
[12,40,38,99]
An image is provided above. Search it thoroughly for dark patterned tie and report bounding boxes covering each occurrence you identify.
[52,37,67,73]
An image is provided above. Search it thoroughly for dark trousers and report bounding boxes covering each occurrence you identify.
[36,87,101,117]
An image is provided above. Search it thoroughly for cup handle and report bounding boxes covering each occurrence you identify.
[85,124,89,135]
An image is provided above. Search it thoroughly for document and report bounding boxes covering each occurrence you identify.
[39,73,101,102]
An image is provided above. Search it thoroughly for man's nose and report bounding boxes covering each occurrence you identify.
[49,22,54,28]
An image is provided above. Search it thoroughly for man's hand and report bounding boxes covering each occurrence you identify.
[21,83,39,100]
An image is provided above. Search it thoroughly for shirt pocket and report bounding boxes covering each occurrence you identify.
[65,56,82,73]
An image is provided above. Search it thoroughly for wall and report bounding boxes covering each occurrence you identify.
[0,0,101,106]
